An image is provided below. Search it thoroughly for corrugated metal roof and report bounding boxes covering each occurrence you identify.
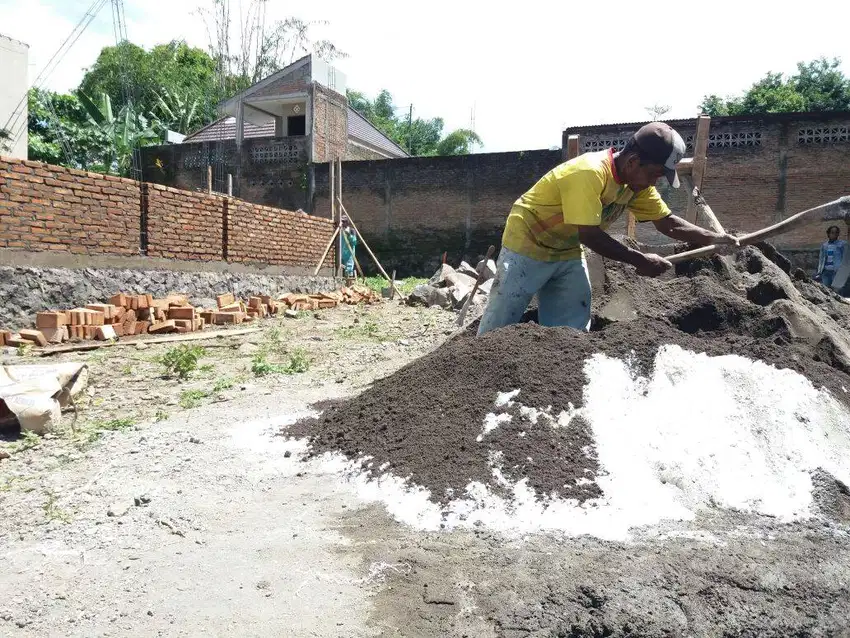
[183,117,274,143]
[181,110,410,158]
[346,107,409,157]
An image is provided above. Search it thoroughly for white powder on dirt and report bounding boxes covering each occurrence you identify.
[311,345,850,540]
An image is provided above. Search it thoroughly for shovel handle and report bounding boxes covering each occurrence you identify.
[456,245,496,326]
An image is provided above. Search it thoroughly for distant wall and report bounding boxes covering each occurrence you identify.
[312,150,562,275]
[0,157,335,269]
[140,136,310,212]
[566,112,850,255]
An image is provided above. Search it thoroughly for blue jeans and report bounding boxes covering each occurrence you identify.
[821,270,836,288]
[478,247,592,335]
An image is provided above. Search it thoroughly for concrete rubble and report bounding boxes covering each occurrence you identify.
[408,258,497,314]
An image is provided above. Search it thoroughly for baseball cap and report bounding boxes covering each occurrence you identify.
[633,122,687,188]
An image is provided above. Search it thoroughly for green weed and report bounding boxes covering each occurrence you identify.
[42,489,71,523]
[154,410,169,422]
[362,276,427,296]
[212,376,235,392]
[179,389,210,409]
[159,345,206,380]
[198,363,215,373]
[335,318,395,342]
[250,349,311,377]
[98,418,135,431]
[121,364,134,375]
[11,430,41,453]
[16,342,33,357]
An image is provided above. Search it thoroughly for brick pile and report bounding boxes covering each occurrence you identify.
[0,284,382,349]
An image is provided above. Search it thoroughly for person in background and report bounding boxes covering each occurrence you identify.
[340,215,358,280]
[816,225,847,289]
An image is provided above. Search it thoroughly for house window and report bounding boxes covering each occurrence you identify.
[288,115,306,136]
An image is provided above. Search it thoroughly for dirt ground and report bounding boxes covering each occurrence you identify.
[2,300,850,637]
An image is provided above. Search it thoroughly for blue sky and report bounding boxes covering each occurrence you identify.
[4,0,850,153]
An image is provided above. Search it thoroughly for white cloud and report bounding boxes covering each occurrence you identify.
[3,0,850,152]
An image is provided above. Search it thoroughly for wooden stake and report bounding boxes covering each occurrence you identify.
[330,159,335,223]
[39,327,263,356]
[340,225,365,279]
[686,115,711,223]
[207,165,212,194]
[692,187,725,234]
[227,174,233,196]
[390,270,396,300]
[313,224,341,275]
[337,199,402,299]
[336,157,343,276]
[626,212,637,240]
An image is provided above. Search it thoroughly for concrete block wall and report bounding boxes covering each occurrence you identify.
[312,149,562,275]
[0,157,335,269]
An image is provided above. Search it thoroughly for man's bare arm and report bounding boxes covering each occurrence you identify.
[577,226,670,276]
[653,214,738,246]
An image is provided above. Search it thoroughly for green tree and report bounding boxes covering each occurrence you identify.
[80,40,219,128]
[435,129,482,156]
[699,57,850,115]
[27,88,110,168]
[347,89,483,156]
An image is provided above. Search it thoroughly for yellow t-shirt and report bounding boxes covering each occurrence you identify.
[502,149,671,261]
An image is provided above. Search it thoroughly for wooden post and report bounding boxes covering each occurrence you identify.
[340,224,364,279]
[337,199,402,299]
[626,212,637,240]
[314,225,341,276]
[336,157,343,276]
[227,174,233,197]
[566,134,581,160]
[329,159,335,223]
[686,115,710,223]
[390,269,396,300]
[207,166,212,194]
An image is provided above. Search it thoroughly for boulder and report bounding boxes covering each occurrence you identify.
[407,284,452,309]
[478,279,494,295]
[476,259,497,281]
[457,261,479,279]
[428,264,456,287]
[444,271,477,290]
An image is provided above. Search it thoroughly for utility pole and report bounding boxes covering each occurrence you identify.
[407,104,413,155]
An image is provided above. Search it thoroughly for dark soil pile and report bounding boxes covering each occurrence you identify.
[288,245,850,504]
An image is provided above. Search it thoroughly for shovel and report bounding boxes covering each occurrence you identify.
[456,245,496,327]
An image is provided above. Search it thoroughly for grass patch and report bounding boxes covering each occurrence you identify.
[98,418,135,431]
[250,348,310,377]
[334,318,397,342]
[154,409,169,422]
[361,276,427,296]
[198,363,215,373]
[179,389,210,409]
[212,376,235,392]
[159,345,206,380]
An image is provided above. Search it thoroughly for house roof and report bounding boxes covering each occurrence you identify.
[347,107,409,157]
[182,117,274,143]
[181,108,409,158]
[563,110,850,134]
[220,55,312,113]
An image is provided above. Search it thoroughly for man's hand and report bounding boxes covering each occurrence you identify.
[713,232,740,246]
[635,253,672,277]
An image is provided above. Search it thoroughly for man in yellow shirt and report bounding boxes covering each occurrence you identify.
[478,122,738,334]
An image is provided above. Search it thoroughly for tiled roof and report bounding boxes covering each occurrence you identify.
[182,117,274,143]
[346,107,409,157]
[181,110,409,158]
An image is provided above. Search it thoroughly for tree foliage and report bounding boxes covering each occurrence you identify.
[347,89,482,156]
[28,88,110,168]
[699,57,850,116]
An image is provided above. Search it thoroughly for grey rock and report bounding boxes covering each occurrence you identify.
[107,501,132,518]
[134,494,152,506]
[457,261,479,278]
[428,264,455,287]
[407,285,452,309]
[135,343,149,351]
[0,449,9,460]
[284,309,299,319]
[189,436,202,444]
[283,450,292,458]
[444,271,477,291]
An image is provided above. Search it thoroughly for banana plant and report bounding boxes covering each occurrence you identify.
[76,91,159,176]
[152,88,199,135]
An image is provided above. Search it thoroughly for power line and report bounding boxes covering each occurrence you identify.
[4,0,109,161]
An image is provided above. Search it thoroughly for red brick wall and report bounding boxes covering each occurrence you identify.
[0,158,140,255]
[228,200,334,266]
[0,157,335,268]
[146,184,224,261]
